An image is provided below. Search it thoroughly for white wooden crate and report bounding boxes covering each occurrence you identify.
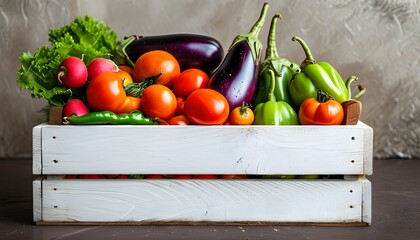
[32,122,373,225]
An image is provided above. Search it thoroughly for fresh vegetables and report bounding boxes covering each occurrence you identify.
[113,34,224,74]
[56,56,88,89]
[254,14,300,107]
[18,7,366,128]
[299,90,344,125]
[183,89,230,125]
[17,15,118,106]
[63,111,156,125]
[253,70,298,125]
[289,36,364,108]
[133,50,181,88]
[208,3,269,110]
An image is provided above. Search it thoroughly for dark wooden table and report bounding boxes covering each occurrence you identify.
[1,158,419,240]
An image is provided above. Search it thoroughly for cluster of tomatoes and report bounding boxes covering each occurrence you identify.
[61,50,254,125]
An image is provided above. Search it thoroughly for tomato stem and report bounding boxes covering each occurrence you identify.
[317,90,334,103]
[124,73,161,97]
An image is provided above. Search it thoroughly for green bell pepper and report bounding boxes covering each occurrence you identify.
[289,36,365,107]
[253,70,299,125]
[254,14,300,107]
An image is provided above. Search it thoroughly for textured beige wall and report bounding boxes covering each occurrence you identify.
[1,0,419,159]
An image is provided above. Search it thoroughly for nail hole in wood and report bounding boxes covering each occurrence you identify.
[350,205,354,208]
[350,190,353,193]
[351,136,355,140]
[52,136,56,139]
[53,160,58,163]
[53,188,57,191]
[54,206,58,208]
[351,160,355,163]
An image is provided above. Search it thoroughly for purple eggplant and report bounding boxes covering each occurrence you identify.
[208,3,269,110]
[113,34,224,74]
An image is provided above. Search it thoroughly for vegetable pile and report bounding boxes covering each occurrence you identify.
[17,3,365,126]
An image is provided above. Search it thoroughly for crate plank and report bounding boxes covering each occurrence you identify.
[37,124,371,175]
[33,176,44,222]
[37,178,368,224]
[33,124,43,175]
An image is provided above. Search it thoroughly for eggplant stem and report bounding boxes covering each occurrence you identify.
[248,3,269,38]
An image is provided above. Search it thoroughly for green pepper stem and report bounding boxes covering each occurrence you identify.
[265,13,282,60]
[292,36,316,68]
[353,84,366,100]
[345,76,358,99]
[317,90,334,103]
[267,69,277,102]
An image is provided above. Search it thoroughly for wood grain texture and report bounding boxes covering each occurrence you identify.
[32,124,42,175]
[36,123,372,175]
[37,177,369,224]
[33,176,44,222]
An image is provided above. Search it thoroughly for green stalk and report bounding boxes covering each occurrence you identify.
[292,36,316,68]
[267,69,277,102]
[265,13,282,60]
[231,2,269,63]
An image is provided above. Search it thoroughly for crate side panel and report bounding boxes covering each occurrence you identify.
[361,178,372,225]
[41,125,365,175]
[41,179,363,223]
[33,124,43,175]
[33,177,44,222]
[360,122,374,175]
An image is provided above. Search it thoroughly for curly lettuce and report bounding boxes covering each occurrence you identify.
[17,15,118,106]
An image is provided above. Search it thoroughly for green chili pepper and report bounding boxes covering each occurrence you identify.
[253,70,299,125]
[289,36,365,108]
[254,14,300,107]
[63,111,157,125]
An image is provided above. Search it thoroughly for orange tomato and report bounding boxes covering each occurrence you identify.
[133,50,180,88]
[114,96,141,114]
[192,175,218,179]
[141,84,177,120]
[229,103,254,125]
[167,115,191,125]
[86,72,126,112]
[299,95,344,125]
[118,65,134,77]
[175,97,185,115]
[116,69,133,87]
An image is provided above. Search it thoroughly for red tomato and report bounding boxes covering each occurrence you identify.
[299,91,344,125]
[116,69,133,87]
[86,72,126,112]
[219,175,248,179]
[229,103,254,125]
[175,97,185,115]
[80,175,103,179]
[167,115,191,125]
[173,68,209,98]
[141,84,177,120]
[183,89,229,125]
[192,175,218,179]
[173,175,192,179]
[133,50,180,88]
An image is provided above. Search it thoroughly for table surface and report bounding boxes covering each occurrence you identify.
[1,158,419,240]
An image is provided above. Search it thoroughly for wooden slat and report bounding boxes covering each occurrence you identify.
[38,124,369,175]
[32,124,43,175]
[33,176,44,222]
[39,178,366,223]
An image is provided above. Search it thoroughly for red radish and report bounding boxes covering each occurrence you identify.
[63,99,90,117]
[87,58,119,80]
[56,56,88,89]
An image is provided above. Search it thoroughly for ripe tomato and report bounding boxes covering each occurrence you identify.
[141,84,177,120]
[183,89,229,125]
[133,50,180,88]
[116,69,133,87]
[118,65,134,77]
[114,96,141,114]
[229,103,254,125]
[299,91,344,125]
[192,174,218,179]
[173,68,209,98]
[219,175,248,179]
[167,115,191,125]
[86,72,126,112]
[146,174,164,179]
[175,97,185,115]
